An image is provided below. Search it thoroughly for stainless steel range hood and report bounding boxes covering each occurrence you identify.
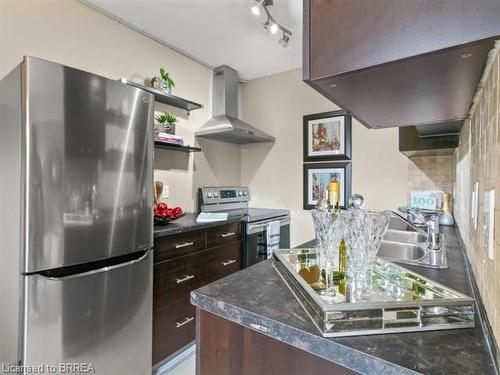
[196,65,275,144]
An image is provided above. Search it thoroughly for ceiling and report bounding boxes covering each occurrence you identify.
[84,0,302,80]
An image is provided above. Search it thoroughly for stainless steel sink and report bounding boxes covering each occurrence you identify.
[383,229,426,244]
[388,216,418,231]
[378,242,426,262]
[378,213,448,269]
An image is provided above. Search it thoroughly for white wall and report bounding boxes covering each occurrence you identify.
[241,69,408,246]
[0,0,241,211]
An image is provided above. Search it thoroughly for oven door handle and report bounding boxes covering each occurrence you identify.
[247,218,290,234]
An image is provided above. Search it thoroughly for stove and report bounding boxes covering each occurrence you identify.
[198,186,290,267]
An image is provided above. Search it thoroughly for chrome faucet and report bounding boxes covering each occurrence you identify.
[425,216,441,251]
[407,208,427,225]
[406,209,441,250]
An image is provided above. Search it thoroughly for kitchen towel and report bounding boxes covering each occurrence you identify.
[266,220,281,259]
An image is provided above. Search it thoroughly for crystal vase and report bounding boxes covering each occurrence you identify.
[340,209,391,300]
[311,208,345,303]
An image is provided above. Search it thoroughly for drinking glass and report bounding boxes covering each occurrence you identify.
[311,208,345,303]
[340,209,391,300]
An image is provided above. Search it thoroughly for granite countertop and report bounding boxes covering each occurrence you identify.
[191,227,496,375]
[154,212,245,237]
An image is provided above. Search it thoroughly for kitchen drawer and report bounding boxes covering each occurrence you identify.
[206,222,242,248]
[154,249,214,311]
[203,242,242,285]
[153,298,195,366]
[154,230,206,263]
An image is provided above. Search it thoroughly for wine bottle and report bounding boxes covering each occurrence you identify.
[331,200,347,284]
[335,236,347,283]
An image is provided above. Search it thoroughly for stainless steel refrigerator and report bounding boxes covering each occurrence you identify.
[0,57,154,375]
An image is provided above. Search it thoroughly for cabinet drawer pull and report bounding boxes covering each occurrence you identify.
[175,241,194,249]
[176,275,195,284]
[175,316,194,328]
[221,232,236,238]
[221,259,237,266]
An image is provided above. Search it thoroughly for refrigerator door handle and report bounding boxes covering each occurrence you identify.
[37,250,151,281]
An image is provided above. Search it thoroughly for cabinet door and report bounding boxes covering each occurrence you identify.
[152,298,195,366]
[154,230,206,263]
[305,0,500,80]
[154,248,215,311]
[204,241,242,285]
[206,222,242,248]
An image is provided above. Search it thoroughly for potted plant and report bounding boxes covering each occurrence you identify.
[150,68,175,94]
[155,112,176,135]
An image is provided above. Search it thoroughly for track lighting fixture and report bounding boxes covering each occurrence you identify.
[251,0,265,16]
[250,0,292,47]
[269,22,278,34]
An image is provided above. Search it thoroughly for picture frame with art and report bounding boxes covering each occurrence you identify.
[303,162,352,210]
[303,110,352,162]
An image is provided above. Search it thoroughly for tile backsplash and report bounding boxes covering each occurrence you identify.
[407,155,454,205]
[454,43,500,350]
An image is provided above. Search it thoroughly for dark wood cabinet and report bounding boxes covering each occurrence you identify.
[303,0,500,130]
[152,223,243,366]
[196,310,357,375]
[206,222,242,248]
[153,298,196,366]
[154,230,206,263]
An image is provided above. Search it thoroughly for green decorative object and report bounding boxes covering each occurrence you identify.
[166,112,176,125]
[150,68,175,93]
[155,112,176,135]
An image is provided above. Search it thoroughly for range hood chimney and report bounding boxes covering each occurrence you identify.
[195,65,275,144]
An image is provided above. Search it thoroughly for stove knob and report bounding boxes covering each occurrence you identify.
[213,192,219,198]
[206,192,213,198]
[238,191,243,196]
[243,191,248,196]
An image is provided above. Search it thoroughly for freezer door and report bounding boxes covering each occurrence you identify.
[24,57,154,273]
[23,250,152,375]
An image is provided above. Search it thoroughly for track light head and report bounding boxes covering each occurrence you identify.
[250,0,263,16]
[279,31,291,47]
[262,18,271,31]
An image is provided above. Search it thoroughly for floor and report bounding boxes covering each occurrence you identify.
[165,353,195,375]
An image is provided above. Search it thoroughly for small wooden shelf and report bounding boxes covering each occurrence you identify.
[154,141,201,153]
[121,79,203,112]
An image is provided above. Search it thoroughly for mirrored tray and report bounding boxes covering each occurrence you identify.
[273,248,475,337]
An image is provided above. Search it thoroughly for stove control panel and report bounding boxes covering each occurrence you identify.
[198,186,250,207]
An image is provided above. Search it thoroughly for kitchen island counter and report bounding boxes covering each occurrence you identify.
[191,227,496,374]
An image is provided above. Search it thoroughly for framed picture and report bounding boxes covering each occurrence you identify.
[303,110,352,161]
[303,162,352,210]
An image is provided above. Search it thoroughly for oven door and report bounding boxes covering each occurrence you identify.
[245,216,290,267]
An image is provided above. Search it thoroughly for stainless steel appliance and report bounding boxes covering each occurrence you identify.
[0,57,154,374]
[198,186,290,267]
[195,66,275,144]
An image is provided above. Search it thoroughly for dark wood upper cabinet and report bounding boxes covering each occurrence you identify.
[303,0,500,129]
